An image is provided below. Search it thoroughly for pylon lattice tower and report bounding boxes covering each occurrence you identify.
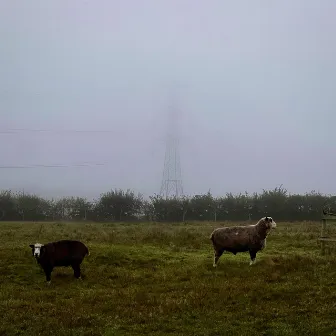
[159,102,184,199]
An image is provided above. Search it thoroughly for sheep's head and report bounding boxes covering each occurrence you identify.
[264,216,276,229]
[258,216,277,236]
[29,243,44,258]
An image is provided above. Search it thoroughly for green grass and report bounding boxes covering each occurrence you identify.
[0,220,336,335]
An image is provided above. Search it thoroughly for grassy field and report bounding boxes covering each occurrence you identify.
[0,220,336,336]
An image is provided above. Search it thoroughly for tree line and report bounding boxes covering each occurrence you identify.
[0,186,334,222]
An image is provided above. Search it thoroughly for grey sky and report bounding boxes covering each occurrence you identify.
[1,0,336,199]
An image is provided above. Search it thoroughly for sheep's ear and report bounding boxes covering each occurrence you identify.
[265,216,269,221]
[29,244,34,248]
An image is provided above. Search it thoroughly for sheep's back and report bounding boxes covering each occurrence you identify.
[41,240,87,266]
[211,225,256,250]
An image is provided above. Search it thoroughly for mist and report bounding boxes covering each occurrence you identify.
[1,0,336,199]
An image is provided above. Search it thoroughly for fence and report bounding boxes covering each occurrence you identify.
[319,211,336,255]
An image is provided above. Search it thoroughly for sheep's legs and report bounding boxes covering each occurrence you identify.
[213,249,224,267]
[249,250,257,265]
[72,264,81,279]
[43,266,53,283]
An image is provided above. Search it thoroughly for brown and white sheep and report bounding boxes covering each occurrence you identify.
[210,216,276,267]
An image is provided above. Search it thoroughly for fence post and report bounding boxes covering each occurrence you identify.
[320,211,336,255]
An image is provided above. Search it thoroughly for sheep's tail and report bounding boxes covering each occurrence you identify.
[210,231,215,242]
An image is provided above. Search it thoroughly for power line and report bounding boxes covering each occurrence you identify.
[0,162,108,169]
[0,128,115,134]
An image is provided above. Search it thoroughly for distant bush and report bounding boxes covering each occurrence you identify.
[0,186,334,222]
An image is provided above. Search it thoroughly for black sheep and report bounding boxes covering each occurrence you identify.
[29,240,89,283]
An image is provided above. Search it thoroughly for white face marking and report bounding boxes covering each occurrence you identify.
[267,217,277,228]
[264,217,277,229]
[32,243,43,257]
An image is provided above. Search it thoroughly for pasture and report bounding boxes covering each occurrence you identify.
[0,220,336,335]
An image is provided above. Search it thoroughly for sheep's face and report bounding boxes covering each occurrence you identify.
[256,217,277,237]
[29,243,44,258]
[264,216,277,230]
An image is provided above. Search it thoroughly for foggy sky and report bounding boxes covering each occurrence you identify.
[1,0,336,199]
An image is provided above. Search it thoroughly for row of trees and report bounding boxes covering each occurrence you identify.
[0,186,335,222]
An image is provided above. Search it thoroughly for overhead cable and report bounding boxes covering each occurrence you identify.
[0,128,115,134]
[0,162,107,169]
